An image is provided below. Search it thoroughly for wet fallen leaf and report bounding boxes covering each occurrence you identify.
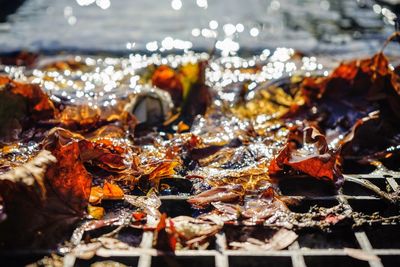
[282,51,400,168]
[0,140,92,248]
[171,216,220,249]
[269,126,343,186]
[153,213,177,251]
[0,76,56,142]
[102,181,124,200]
[228,227,297,251]
[88,205,105,220]
[97,237,130,250]
[125,190,161,226]
[152,65,183,106]
[188,184,245,208]
[89,186,104,205]
[177,121,190,133]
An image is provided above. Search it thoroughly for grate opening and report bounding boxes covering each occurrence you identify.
[8,172,400,267]
[160,178,193,195]
[151,256,215,267]
[297,228,360,249]
[347,199,400,216]
[0,252,48,267]
[381,155,400,172]
[224,226,289,250]
[364,225,400,249]
[303,256,370,267]
[82,225,121,241]
[116,228,143,247]
[379,255,400,267]
[228,256,292,267]
[82,227,143,247]
[75,256,139,267]
[342,162,377,174]
[288,199,339,213]
[159,199,199,218]
[342,178,390,196]
[278,178,336,197]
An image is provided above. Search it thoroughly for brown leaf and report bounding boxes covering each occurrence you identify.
[0,76,56,142]
[0,142,91,248]
[79,140,127,172]
[188,184,245,208]
[227,227,297,250]
[269,126,343,185]
[153,213,177,251]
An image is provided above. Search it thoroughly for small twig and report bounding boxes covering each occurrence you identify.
[344,175,398,204]
[99,212,131,238]
[380,31,400,53]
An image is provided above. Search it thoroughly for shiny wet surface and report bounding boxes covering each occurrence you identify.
[0,0,399,58]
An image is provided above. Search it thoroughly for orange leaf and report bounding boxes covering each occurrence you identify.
[152,65,183,105]
[177,121,190,133]
[88,205,105,220]
[102,181,124,200]
[148,161,179,181]
[89,186,103,205]
[269,126,343,185]
[132,211,146,221]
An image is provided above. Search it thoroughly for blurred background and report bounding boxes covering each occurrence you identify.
[0,0,399,58]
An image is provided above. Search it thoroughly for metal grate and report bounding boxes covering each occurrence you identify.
[60,172,400,267]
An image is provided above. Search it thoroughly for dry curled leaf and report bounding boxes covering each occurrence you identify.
[282,51,400,168]
[269,126,343,186]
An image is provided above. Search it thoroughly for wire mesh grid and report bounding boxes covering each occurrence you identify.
[56,172,400,267]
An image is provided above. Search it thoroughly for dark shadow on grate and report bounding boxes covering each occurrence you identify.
[159,199,208,218]
[379,255,400,267]
[160,178,193,195]
[347,199,400,216]
[75,256,139,267]
[228,256,292,267]
[364,225,400,249]
[343,178,390,196]
[117,228,143,247]
[151,256,214,267]
[0,252,48,267]
[288,198,339,213]
[297,228,360,249]
[279,178,336,197]
[304,256,370,267]
[342,161,376,174]
[224,225,288,250]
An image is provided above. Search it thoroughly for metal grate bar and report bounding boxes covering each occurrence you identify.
[215,233,229,267]
[138,232,153,267]
[337,183,383,267]
[42,171,400,266]
[288,241,307,267]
